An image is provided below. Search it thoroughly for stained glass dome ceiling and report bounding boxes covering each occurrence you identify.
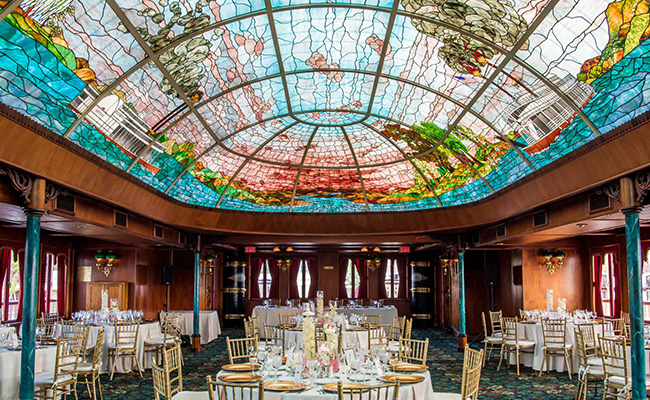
[0,0,649,213]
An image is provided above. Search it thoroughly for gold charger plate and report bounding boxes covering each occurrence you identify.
[393,364,428,373]
[519,321,537,325]
[219,374,262,383]
[322,382,369,392]
[289,328,302,331]
[221,363,261,372]
[380,374,425,384]
[263,381,306,392]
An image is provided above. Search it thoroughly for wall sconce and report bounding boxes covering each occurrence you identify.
[541,249,565,275]
[365,255,381,273]
[440,252,457,276]
[95,250,118,277]
[277,255,291,272]
[202,253,215,275]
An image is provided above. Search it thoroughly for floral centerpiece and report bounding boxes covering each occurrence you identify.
[316,291,324,320]
[302,313,316,359]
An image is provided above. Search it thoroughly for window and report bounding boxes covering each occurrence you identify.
[345,259,361,299]
[591,246,620,318]
[642,245,650,321]
[384,259,400,298]
[257,259,272,299]
[296,259,311,299]
[42,253,61,314]
[1,249,20,322]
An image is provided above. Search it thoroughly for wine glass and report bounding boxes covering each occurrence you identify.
[348,355,361,380]
[271,354,283,380]
[377,347,390,375]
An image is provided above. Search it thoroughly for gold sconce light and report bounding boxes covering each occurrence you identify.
[541,249,565,275]
[440,252,457,276]
[95,250,118,277]
[202,253,215,275]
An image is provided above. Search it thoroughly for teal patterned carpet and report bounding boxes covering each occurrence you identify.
[91,326,579,399]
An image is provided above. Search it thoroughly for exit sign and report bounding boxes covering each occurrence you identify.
[245,246,256,253]
[400,246,410,253]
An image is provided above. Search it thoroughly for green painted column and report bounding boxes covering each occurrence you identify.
[624,208,647,400]
[191,250,201,352]
[458,250,467,351]
[19,210,43,400]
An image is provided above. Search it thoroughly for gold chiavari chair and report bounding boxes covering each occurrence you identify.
[243,319,254,338]
[489,310,503,338]
[107,320,142,380]
[314,325,326,348]
[461,347,484,400]
[574,327,604,400]
[621,312,631,337]
[60,320,84,339]
[68,328,105,400]
[368,324,389,351]
[206,376,262,400]
[34,335,82,400]
[601,317,624,338]
[481,312,502,366]
[278,313,299,328]
[598,336,650,399]
[390,315,405,338]
[145,313,182,365]
[226,337,258,364]
[337,380,399,400]
[398,337,429,365]
[364,314,381,327]
[403,318,413,340]
[497,317,535,376]
[249,316,261,340]
[263,324,285,355]
[539,318,573,379]
[578,323,599,358]
[152,343,209,399]
[38,314,59,344]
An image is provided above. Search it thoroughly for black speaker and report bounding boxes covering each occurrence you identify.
[485,264,499,286]
[162,264,174,285]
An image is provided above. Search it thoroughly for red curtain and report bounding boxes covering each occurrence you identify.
[396,257,407,299]
[268,259,280,299]
[378,258,389,299]
[249,258,263,299]
[289,258,301,299]
[307,258,318,298]
[339,258,349,299]
[56,254,67,317]
[355,259,367,299]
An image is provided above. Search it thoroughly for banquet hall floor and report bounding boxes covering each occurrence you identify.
[92,326,578,400]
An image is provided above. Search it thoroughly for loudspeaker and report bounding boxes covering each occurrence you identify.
[162,264,174,285]
[485,264,499,286]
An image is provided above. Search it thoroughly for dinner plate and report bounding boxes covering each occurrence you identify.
[380,374,425,384]
[392,364,428,373]
[218,374,262,383]
[263,381,306,392]
[348,374,371,382]
[221,363,261,372]
[322,382,369,392]
[289,328,302,331]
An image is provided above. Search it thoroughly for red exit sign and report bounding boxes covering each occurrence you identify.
[400,246,410,253]
[245,246,256,253]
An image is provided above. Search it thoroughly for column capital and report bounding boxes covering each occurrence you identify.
[23,208,45,217]
[622,206,643,215]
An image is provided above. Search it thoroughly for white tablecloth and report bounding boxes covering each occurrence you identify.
[505,322,601,373]
[0,346,57,400]
[215,366,434,400]
[252,307,398,338]
[160,311,221,344]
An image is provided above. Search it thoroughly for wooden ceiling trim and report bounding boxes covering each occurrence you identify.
[0,109,650,235]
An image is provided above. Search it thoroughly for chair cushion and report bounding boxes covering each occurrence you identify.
[171,391,210,400]
[485,336,502,343]
[145,337,176,346]
[504,340,535,348]
[546,343,572,350]
[587,357,603,367]
[62,362,94,373]
[34,373,73,386]
[492,332,503,338]
[584,366,605,377]
[387,342,400,352]
[431,393,466,400]
[607,376,650,387]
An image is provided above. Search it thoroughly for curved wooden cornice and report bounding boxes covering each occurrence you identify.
[1,105,649,236]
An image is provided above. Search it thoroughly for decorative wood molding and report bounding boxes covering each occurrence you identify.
[598,180,621,203]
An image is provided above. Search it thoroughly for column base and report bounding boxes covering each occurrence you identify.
[191,334,201,352]
[457,334,467,352]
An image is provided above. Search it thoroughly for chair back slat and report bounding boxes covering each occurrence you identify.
[368,324,389,350]
[115,320,140,353]
[599,336,629,387]
[337,380,399,400]
[403,318,413,340]
[501,317,519,343]
[55,336,83,379]
[92,328,105,369]
[601,317,624,338]
[541,318,567,347]
[489,310,502,336]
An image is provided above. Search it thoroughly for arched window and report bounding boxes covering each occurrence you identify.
[1,249,20,322]
[42,253,61,314]
[345,259,361,299]
[384,259,400,298]
[257,259,272,299]
[296,259,311,299]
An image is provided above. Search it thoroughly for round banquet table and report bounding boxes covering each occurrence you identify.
[159,310,221,344]
[284,328,369,351]
[83,322,161,374]
[0,345,57,400]
[252,306,398,338]
[215,364,435,400]
[505,321,602,373]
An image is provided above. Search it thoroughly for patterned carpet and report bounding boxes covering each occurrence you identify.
[88,326,579,399]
